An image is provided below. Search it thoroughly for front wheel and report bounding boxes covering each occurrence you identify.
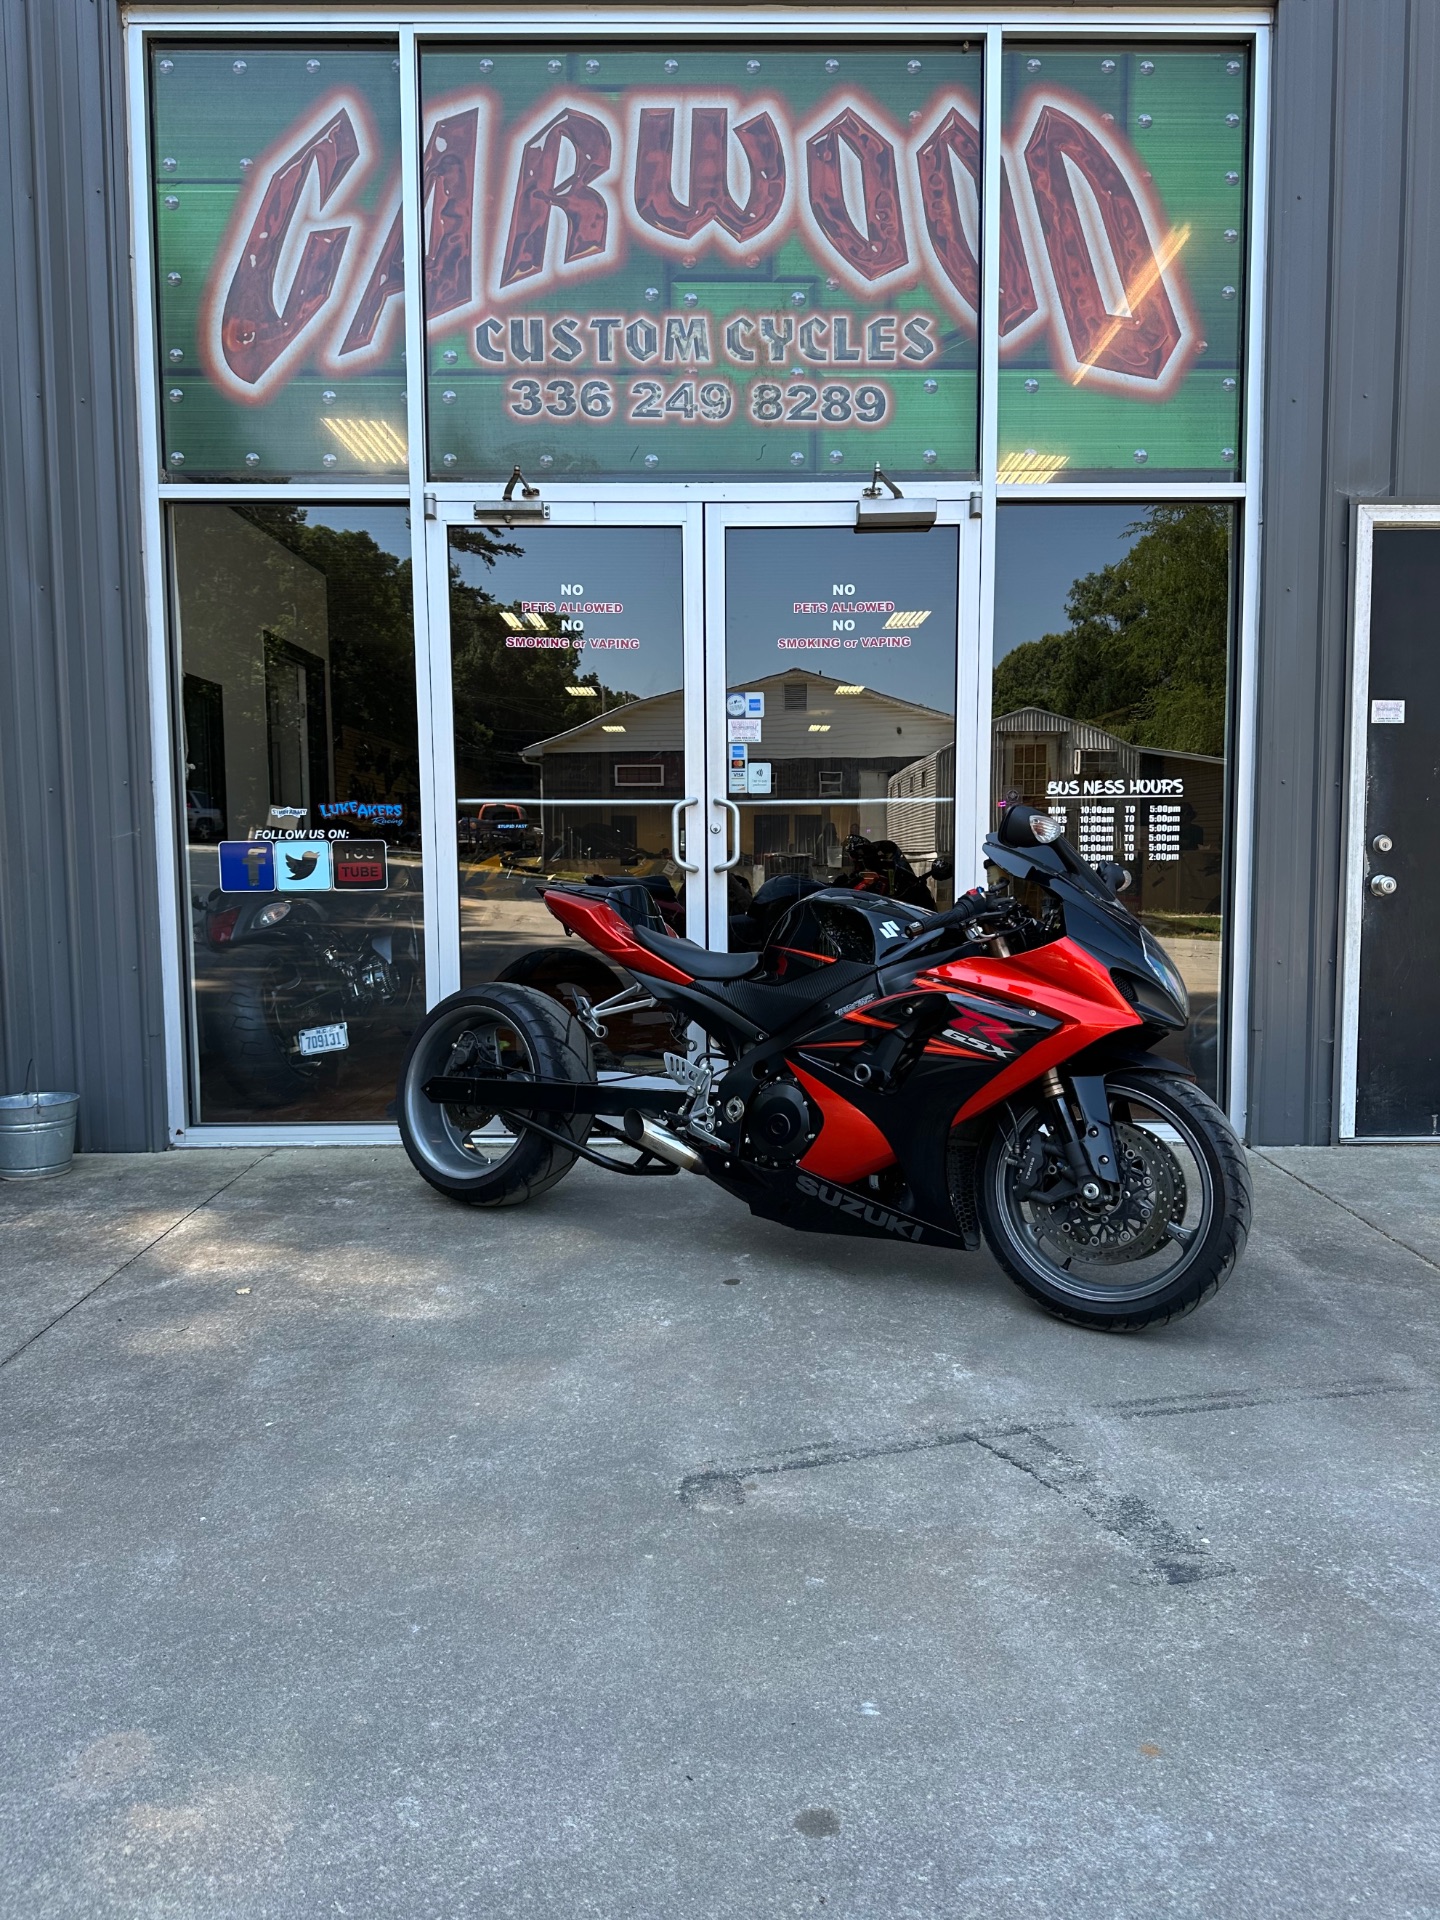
[397,985,593,1206]
[978,1072,1251,1331]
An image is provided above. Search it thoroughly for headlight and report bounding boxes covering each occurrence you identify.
[1140,926,1190,1021]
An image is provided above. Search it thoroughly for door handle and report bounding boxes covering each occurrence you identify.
[713,797,742,872]
[1370,873,1398,897]
[670,797,700,874]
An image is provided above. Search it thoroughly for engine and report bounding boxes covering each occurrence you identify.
[743,1080,815,1166]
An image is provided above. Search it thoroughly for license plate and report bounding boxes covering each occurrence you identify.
[298,1022,349,1057]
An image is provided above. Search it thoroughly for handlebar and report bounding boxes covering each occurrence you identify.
[899,886,1030,950]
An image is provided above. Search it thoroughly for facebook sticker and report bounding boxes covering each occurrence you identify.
[218,841,275,892]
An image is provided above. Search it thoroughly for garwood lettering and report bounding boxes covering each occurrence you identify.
[209,83,1196,402]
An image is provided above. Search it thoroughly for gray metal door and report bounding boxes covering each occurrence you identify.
[1349,524,1440,1137]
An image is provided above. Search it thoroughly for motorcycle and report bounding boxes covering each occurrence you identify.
[197,876,422,1107]
[396,805,1251,1331]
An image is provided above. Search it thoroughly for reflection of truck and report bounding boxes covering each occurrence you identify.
[186,788,224,843]
[463,802,541,859]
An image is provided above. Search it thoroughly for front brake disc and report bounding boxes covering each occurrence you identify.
[1032,1121,1183,1265]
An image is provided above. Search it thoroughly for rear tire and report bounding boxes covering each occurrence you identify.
[200,948,334,1110]
[397,985,593,1206]
[978,1072,1251,1332]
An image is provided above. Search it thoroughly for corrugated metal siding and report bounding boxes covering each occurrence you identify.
[0,0,164,1149]
[1248,0,1440,1141]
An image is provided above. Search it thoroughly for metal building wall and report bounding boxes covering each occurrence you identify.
[1250,0,1440,1142]
[2,0,1429,1151]
[0,0,166,1150]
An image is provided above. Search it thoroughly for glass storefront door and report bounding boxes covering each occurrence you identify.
[427,498,973,1002]
[703,503,972,953]
[427,500,704,1059]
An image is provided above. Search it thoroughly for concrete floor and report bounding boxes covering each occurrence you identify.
[0,1144,1437,1919]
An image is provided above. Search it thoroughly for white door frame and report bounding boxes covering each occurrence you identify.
[1337,502,1440,1140]
[700,499,981,947]
[124,12,1270,1144]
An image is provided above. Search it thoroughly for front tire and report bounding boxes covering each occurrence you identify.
[397,985,593,1206]
[978,1072,1251,1331]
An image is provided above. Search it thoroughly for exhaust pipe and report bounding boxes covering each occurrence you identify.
[622,1108,704,1173]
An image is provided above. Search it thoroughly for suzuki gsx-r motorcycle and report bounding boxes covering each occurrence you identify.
[397,805,1251,1331]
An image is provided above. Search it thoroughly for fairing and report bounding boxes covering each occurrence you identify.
[536,865,1163,1249]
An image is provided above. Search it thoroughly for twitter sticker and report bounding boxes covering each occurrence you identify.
[274,840,333,891]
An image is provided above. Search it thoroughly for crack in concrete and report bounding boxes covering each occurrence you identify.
[677,1375,1414,1584]
[0,1152,275,1374]
[1254,1151,1440,1277]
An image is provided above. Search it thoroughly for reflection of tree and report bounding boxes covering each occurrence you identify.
[449,529,639,795]
[992,505,1230,756]
[230,505,422,821]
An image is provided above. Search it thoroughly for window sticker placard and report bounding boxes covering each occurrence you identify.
[151,44,406,480]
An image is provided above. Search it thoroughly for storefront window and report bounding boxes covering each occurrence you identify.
[151,44,407,481]
[420,43,983,481]
[724,526,959,936]
[994,502,1233,1094]
[997,44,1249,481]
[173,505,423,1121]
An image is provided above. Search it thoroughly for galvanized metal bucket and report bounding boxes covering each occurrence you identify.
[0,1092,79,1179]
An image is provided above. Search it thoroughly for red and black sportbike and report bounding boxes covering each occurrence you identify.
[397,805,1251,1331]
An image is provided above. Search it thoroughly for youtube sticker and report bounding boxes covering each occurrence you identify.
[331,840,388,891]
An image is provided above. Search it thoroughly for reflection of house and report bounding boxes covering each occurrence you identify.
[993,707,1225,917]
[523,668,953,804]
[886,742,956,865]
[522,687,686,797]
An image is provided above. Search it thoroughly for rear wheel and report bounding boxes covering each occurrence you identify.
[494,946,670,1068]
[397,985,593,1205]
[978,1072,1251,1331]
[200,948,336,1109]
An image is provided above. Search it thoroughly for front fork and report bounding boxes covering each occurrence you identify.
[985,929,1120,1201]
[1037,1068,1121,1199]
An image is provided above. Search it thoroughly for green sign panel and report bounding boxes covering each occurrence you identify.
[996,43,1249,480]
[149,38,1250,485]
[151,44,407,480]
[421,43,984,482]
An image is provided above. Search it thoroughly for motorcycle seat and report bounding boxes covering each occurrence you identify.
[631,925,763,981]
